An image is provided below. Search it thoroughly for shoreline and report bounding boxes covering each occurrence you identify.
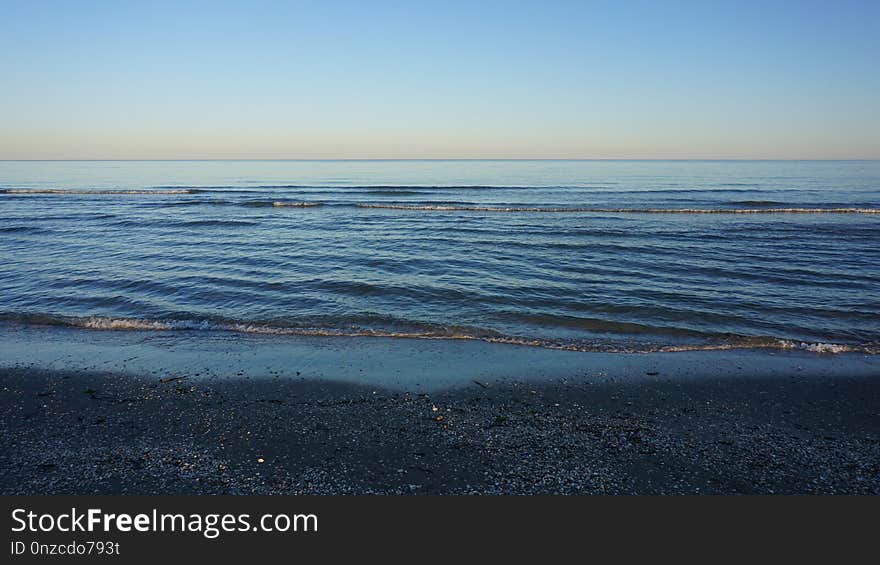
[2,359,877,494]
[2,325,877,494]
[1,323,877,391]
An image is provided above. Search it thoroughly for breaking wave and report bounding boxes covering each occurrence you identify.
[1,314,875,355]
[271,201,323,207]
[356,204,880,214]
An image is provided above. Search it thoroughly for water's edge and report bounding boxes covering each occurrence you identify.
[1,324,875,392]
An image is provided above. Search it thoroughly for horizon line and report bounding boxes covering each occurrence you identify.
[2,158,879,162]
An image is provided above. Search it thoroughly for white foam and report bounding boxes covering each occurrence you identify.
[356,204,880,214]
[272,201,322,207]
[56,316,876,355]
[794,342,856,354]
[357,204,581,212]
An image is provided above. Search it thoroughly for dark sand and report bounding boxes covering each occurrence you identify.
[1,364,877,494]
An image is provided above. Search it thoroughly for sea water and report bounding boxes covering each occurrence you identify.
[1,160,878,354]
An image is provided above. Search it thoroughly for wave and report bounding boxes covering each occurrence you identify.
[250,184,732,193]
[601,207,880,214]
[150,199,322,208]
[0,188,200,195]
[728,200,786,206]
[356,204,601,212]
[1,314,875,355]
[608,187,768,194]
[108,217,259,227]
[238,200,279,207]
[8,190,875,215]
[356,204,880,214]
[174,219,259,227]
[362,189,434,195]
[148,199,233,207]
[255,184,545,190]
[0,185,812,198]
[147,184,555,193]
[0,225,47,234]
[272,201,323,207]
[249,184,618,192]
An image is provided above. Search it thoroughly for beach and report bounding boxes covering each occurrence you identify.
[1,331,877,495]
[4,11,880,563]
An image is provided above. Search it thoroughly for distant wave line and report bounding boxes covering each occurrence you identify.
[355,204,880,214]
[4,189,877,214]
[0,188,200,195]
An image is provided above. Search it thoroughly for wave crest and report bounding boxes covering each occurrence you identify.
[1,314,874,355]
[1,189,198,195]
[272,201,323,207]
[356,204,880,214]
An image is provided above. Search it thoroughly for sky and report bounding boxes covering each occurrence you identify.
[0,0,878,159]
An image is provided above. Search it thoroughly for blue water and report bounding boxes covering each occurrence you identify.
[1,160,878,353]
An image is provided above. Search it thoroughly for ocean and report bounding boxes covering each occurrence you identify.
[1,159,878,356]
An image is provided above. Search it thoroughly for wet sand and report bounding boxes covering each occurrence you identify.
[1,361,877,494]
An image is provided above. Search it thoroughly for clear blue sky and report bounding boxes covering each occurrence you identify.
[1,0,878,159]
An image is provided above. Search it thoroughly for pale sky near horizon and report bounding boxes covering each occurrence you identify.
[1,0,878,160]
